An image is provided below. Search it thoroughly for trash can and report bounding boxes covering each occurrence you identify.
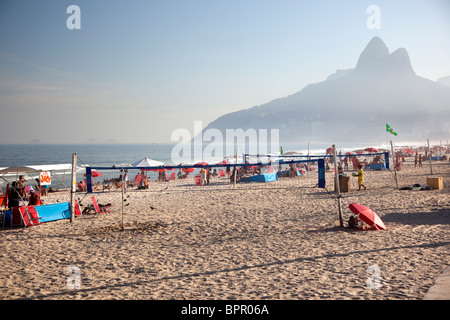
[335,175,350,192]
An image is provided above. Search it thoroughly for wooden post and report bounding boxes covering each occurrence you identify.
[234,146,239,188]
[427,139,433,175]
[390,140,398,189]
[121,165,124,231]
[332,145,343,227]
[70,153,77,223]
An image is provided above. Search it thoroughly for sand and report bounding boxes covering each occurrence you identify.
[0,157,449,300]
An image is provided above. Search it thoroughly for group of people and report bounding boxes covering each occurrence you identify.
[6,176,43,208]
[414,152,424,168]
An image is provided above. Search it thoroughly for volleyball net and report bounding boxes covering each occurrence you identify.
[83,152,389,193]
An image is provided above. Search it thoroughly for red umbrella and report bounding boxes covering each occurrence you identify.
[348,203,386,230]
[364,147,379,153]
[182,168,195,173]
[345,152,354,155]
[85,170,101,177]
[194,162,208,166]
[216,160,227,165]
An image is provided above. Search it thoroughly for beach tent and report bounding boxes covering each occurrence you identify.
[0,166,39,175]
[131,157,164,168]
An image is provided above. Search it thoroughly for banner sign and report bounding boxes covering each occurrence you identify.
[40,171,51,186]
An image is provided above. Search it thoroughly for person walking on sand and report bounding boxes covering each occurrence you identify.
[356,164,366,191]
[418,154,423,168]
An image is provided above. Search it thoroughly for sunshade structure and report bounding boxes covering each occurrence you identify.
[131,157,164,168]
[364,147,379,153]
[348,203,386,230]
[0,166,39,175]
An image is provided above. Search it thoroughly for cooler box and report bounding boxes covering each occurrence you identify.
[427,177,443,190]
[195,175,202,186]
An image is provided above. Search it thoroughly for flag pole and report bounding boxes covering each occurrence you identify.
[390,140,399,189]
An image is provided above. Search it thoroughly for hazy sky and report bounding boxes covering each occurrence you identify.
[1,0,449,144]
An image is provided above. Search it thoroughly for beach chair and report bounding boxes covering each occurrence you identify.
[24,185,33,195]
[219,169,225,177]
[91,196,112,214]
[166,172,175,181]
[74,200,82,216]
[18,206,42,228]
[130,174,142,189]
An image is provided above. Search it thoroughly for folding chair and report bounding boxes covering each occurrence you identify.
[24,185,33,195]
[18,206,42,228]
[91,196,112,214]
[219,169,225,177]
[74,200,82,216]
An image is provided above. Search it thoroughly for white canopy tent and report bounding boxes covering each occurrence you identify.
[131,157,164,168]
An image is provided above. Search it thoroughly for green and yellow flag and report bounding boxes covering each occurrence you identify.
[386,123,398,136]
[280,146,284,155]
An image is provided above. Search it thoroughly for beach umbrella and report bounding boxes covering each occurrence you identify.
[348,203,386,230]
[131,157,164,168]
[194,161,208,166]
[345,152,354,155]
[84,170,101,177]
[364,147,378,153]
[182,167,195,173]
[245,162,258,169]
[216,160,227,165]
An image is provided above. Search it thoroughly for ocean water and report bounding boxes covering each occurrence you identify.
[0,142,376,168]
[0,142,382,188]
[0,144,175,168]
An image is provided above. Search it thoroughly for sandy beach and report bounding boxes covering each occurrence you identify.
[1,157,449,300]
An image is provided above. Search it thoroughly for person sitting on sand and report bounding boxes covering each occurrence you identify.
[355,164,366,191]
[28,190,43,206]
[77,181,86,192]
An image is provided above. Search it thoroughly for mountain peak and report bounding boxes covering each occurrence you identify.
[354,37,415,76]
[355,36,389,70]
